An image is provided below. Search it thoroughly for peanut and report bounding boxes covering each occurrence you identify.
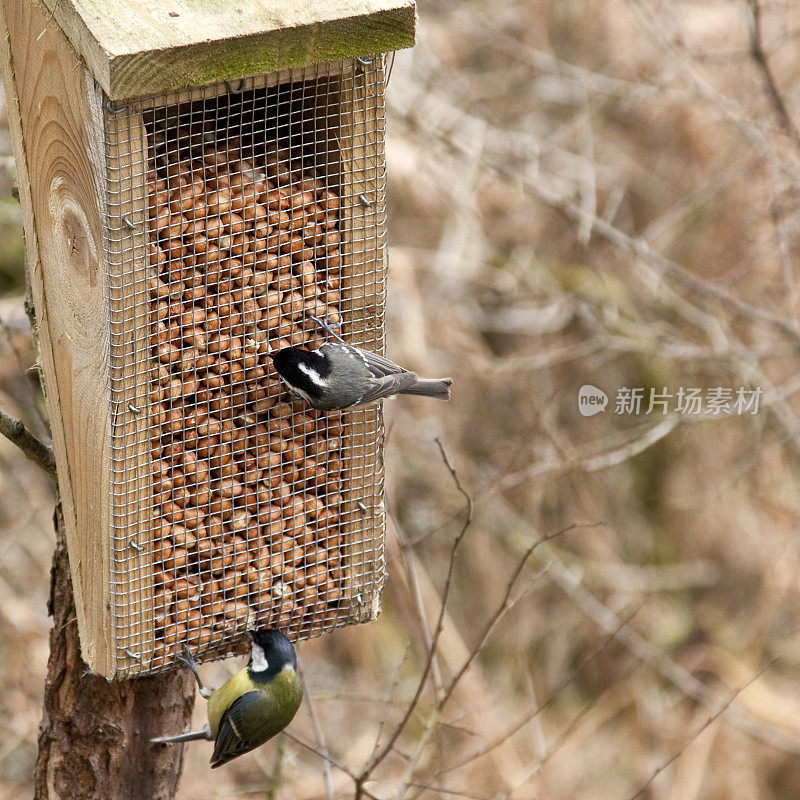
[147,123,357,659]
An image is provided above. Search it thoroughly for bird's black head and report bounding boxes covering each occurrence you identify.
[248,629,297,681]
[270,347,330,403]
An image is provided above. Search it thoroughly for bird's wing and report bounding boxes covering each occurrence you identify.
[325,343,410,378]
[210,692,263,768]
[357,347,410,378]
[357,372,421,405]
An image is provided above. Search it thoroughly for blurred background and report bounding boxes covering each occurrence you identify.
[5,0,800,797]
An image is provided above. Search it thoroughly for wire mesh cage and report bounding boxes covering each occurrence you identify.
[103,58,388,677]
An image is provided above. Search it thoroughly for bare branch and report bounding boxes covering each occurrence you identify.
[388,505,444,695]
[264,736,285,800]
[395,522,605,800]
[285,732,382,800]
[438,521,606,714]
[496,498,800,754]
[624,660,777,800]
[389,81,800,345]
[405,780,493,800]
[439,604,645,777]
[434,437,473,521]
[746,0,800,152]
[297,666,335,800]
[0,406,55,479]
[496,417,679,493]
[356,439,473,797]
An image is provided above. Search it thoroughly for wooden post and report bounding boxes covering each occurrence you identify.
[34,506,195,800]
[0,0,117,676]
[1,2,196,797]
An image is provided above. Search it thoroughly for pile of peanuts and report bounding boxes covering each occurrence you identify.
[145,120,349,666]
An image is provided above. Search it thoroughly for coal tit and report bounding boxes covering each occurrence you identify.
[270,342,453,410]
[151,629,303,768]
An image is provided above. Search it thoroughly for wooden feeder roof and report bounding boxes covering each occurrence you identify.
[41,0,415,99]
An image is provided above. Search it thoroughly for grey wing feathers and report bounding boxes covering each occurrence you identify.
[358,372,423,405]
[357,348,409,378]
[210,692,262,768]
[354,348,453,398]
[327,343,408,378]
[325,343,453,404]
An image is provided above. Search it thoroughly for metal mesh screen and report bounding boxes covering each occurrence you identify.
[103,57,387,678]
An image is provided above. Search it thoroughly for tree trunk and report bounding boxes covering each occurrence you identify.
[34,503,196,800]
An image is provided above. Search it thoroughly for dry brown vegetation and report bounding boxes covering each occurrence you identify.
[6,0,800,798]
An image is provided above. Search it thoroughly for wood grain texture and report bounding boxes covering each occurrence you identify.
[104,108,156,673]
[0,0,115,676]
[41,0,416,99]
[34,507,195,800]
[338,61,387,624]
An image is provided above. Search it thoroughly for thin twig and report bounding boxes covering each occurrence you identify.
[439,603,646,777]
[438,521,605,713]
[285,732,383,800]
[366,639,416,765]
[0,310,48,432]
[624,660,777,800]
[496,498,800,754]
[395,522,604,800]
[0,406,56,479]
[746,0,800,152]
[434,438,473,520]
[405,781,493,800]
[297,665,335,800]
[388,505,444,696]
[265,736,285,800]
[355,439,473,798]
[502,660,642,796]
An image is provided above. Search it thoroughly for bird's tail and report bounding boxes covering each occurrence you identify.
[397,377,453,400]
[151,724,212,744]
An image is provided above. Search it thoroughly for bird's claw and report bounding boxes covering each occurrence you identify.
[310,314,346,344]
[177,643,197,670]
[177,644,213,698]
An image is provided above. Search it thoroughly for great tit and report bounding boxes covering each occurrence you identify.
[270,342,453,410]
[151,629,303,768]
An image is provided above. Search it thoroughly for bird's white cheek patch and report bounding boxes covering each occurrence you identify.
[298,362,327,387]
[251,643,269,672]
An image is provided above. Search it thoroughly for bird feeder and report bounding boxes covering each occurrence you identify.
[0,0,414,678]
